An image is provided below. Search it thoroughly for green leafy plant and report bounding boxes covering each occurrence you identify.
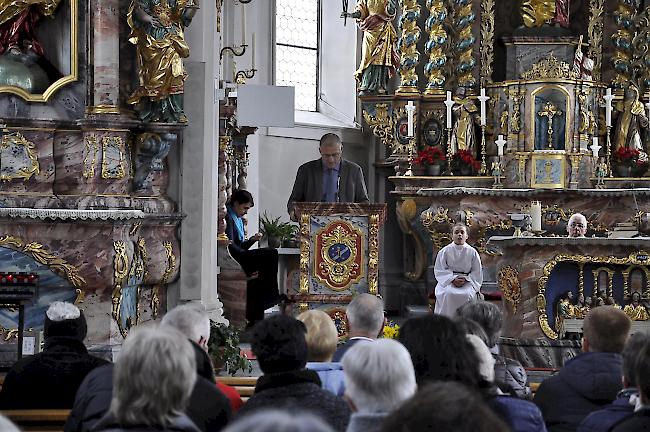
[260,212,296,247]
[208,321,253,376]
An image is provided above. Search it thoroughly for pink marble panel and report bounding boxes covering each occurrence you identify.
[92,0,120,106]
[0,128,55,194]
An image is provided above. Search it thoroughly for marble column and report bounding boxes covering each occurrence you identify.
[89,0,120,111]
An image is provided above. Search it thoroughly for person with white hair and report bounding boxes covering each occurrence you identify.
[224,410,334,432]
[342,339,417,432]
[567,213,588,238]
[92,325,199,432]
[332,294,384,362]
[0,301,108,409]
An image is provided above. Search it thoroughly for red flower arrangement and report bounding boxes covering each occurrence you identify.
[613,147,643,167]
[452,149,481,174]
[412,146,446,167]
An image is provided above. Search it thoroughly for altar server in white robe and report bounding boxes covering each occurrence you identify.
[433,223,483,317]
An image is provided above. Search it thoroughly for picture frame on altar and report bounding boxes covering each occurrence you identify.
[531,153,566,189]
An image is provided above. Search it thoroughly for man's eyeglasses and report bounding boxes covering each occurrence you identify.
[321,152,341,159]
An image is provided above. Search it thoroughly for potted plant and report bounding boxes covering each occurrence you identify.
[260,212,292,248]
[451,149,481,176]
[207,320,253,376]
[613,147,649,177]
[281,223,300,248]
[412,146,446,176]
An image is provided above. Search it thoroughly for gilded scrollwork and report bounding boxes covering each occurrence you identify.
[101,136,126,179]
[538,251,650,339]
[612,0,636,88]
[396,0,421,94]
[498,266,521,313]
[507,88,525,134]
[0,132,40,182]
[588,0,604,81]
[74,288,85,304]
[368,214,380,295]
[424,0,448,93]
[452,0,477,89]
[577,88,596,135]
[633,7,650,91]
[362,104,395,150]
[314,222,364,289]
[111,241,129,322]
[393,106,416,156]
[160,241,176,285]
[521,55,580,80]
[137,238,148,279]
[300,213,310,295]
[479,0,495,86]
[151,285,160,319]
[83,135,98,179]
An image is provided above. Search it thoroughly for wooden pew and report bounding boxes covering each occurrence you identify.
[1,409,70,432]
[216,376,258,402]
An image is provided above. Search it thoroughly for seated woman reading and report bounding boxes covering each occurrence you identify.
[226,190,279,326]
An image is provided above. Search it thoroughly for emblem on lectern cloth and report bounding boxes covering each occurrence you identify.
[314,221,364,291]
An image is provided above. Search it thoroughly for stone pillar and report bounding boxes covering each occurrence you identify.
[88,0,120,112]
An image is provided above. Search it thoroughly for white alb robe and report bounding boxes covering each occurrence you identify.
[433,242,483,317]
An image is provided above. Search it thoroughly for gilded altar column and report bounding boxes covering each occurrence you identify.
[612,0,637,89]
[453,0,477,90]
[424,0,448,94]
[88,0,120,113]
[396,0,421,94]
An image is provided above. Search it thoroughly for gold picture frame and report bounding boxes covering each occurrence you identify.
[0,0,78,102]
[531,153,566,189]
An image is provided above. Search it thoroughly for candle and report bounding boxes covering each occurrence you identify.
[251,32,256,69]
[604,87,613,127]
[405,101,416,137]
[496,134,506,156]
[478,88,489,126]
[531,201,542,232]
[444,91,454,129]
[241,5,246,45]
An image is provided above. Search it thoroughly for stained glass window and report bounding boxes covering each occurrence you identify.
[275,0,319,112]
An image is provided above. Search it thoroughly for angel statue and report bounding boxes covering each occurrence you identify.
[127,0,199,123]
[341,0,399,96]
[521,0,569,28]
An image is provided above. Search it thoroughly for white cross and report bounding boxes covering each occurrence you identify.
[478,88,490,126]
[405,101,416,137]
[590,136,601,157]
[604,88,615,127]
[444,91,455,129]
[495,134,507,156]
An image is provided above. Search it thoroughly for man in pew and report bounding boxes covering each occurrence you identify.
[0,301,108,409]
[64,304,231,432]
[534,306,632,432]
[331,293,384,362]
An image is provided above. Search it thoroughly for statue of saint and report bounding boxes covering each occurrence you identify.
[521,0,569,28]
[341,0,399,96]
[0,0,61,56]
[450,87,480,155]
[613,85,649,153]
[127,0,198,123]
[623,292,649,321]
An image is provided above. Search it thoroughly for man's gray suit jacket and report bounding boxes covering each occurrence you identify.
[287,159,369,213]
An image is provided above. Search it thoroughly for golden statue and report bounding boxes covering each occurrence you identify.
[613,85,649,152]
[623,292,649,321]
[450,87,479,154]
[127,0,198,123]
[521,0,569,28]
[0,0,61,56]
[341,0,398,96]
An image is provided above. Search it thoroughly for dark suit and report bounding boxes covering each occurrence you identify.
[225,209,279,324]
[331,337,372,362]
[287,159,369,213]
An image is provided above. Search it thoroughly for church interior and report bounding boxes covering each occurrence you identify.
[0,0,650,430]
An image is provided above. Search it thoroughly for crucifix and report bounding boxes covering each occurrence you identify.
[538,102,562,149]
[405,101,416,137]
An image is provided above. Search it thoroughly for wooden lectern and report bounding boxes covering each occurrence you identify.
[291,203,386,334]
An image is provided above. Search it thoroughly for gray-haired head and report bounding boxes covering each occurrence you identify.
[161,303,210,349]
[346,294,384,338]
[0,414,20,432]
[622,331,650,387]
[567,213,588,238]
[44,301,87,341]
[342,339,417,412]
[456,301,503,348]
[110,325,196,427]
[455,317,490,347]
[223,409,334,432]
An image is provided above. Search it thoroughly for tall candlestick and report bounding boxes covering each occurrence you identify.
[444,91,454,129]
[241,5,246,45]
[496,134,506,156]
[604,87,614,127]
[478,88,490,126]
[251,32,256,69]
[531,201,542,232]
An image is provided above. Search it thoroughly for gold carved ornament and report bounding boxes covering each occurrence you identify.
[521,0,556,28]
[506,88,526,134]
[479,0,495,86]
[420,207,454,250]
[111,241,129,323]
[101,136,126,179]
[423,0,448,93]
[537,251,650,339]
[396,200,427,281]
[82,135,98,179]
[588,0,604,81]
[454,2,477,89]
[396,0,420,94]
[368,214,380,295]
[521,55,580,80]
[0,132,40,181]
[328,307,349,338]
[313,222,364,291]
[498,266,521,313]
[160,241,176,285]
[362,104,395,151]
[392,106,416,156]
[299,213,310,295]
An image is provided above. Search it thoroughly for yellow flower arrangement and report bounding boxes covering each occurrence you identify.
[382,321,400,339]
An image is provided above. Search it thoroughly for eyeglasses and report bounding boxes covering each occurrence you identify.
[321,152,341,159]
[569,223,585,228]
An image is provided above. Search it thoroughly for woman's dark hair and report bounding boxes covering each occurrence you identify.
[398,315,481,389]
[251,315,308,374]
[229,189,254,206]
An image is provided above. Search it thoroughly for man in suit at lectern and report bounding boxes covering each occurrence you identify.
[287,133,369,221]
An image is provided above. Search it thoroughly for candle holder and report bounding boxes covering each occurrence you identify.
[479,125,487,175]
[606,125,613,177]
[235,68,257,84]
[446,128,454,176]
[220,44,247,60]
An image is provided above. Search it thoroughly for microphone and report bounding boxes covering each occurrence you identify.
[336,175,341,202]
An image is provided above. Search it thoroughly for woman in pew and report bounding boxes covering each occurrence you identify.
[225,189,279,326]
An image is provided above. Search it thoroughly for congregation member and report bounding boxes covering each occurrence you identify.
[225,189,279,325]
[578,332,650,432]
[0,301,108,409]
[380,381,510,432]
[534,306,632,432]
[297,309,345,396]
[341,339,417,432]
[567,213,588,238]
[236,315,351,431]
[224,410,334,432]
[332,293,384,362]
[65,304,231,432]
[287,133,369,220]
[91,326,199,432]
[433,223,483,317]
[457,300,531,399]
[610,336,650,431]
